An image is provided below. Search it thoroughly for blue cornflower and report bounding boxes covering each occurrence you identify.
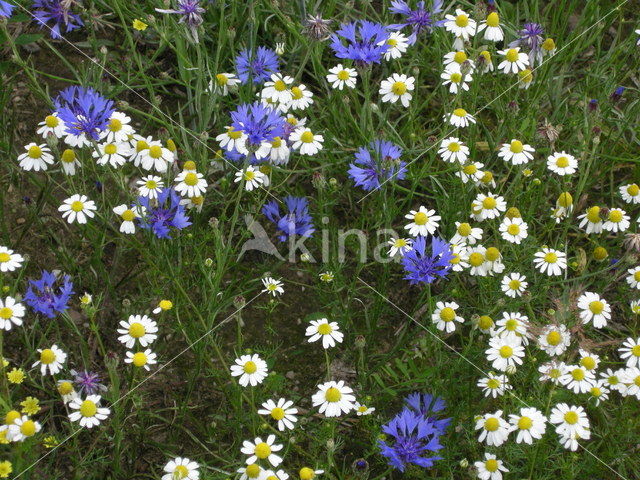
[330,20,390,65]
[509,22,545,65]
[155,0,205,43]
[71,369,107,395]
[401,236,453,285]
[378,408,446,472]
[388,0,444,44]
[262,196,315,242]
[54,86,114,140]
[610,86,625,102]
[138,188,191,239]
[32,0,83,39]
[235,47,280,84]
[24,270,74,318]
[230,102,286,161]
[348,140,407,191]
[0,1,16,18]
[404,392,451,433]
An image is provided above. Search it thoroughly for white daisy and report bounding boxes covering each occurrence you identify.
[36,113,66,138]
[560,365,595,394]
[68,395,110,428]
[174,170,208,198]
[100,111,135,143]
[467,245,490,276]
[32,345,67,375]
[404,206,440,237]
[234,166,266,191]
[508,407,547,444]
[60,148,80,175]
[495,311,529,344]
[0,247,24,273]
[619,183,640,204]
[241,435,283,467]
[6,415,41,442]
[497,139,534,165]
[475,410,510,447]
[456,161,484,184]
[139,141,174,172]
[216,126,249,154]
[588,380,610,406]
[474,453,508,480]
[497,48,529,74]
[379,73,415,107]
[354,402,375,416]
[289,84,314,111]
[17,143,54,171]
[210,72,241,96]
[440,66,472,94]
[124,349,158,371]
[619,337,640,368]
[603,208,630,233]
[476,12,504,42]
[477,373,511,398]
[117,314,158,348]
[538,361,568,385]
[431,301,464,333]
[445,108,476,128]
[387,237,413,257]
[380,31,409,60]
[58,194,97,224]
[162,457,200,480]
[305,318,344,349]
[258,398,298,431]
[261,277,284,297]
[477,50,494,73]
[500,272,527,298]
[230,354,268,387]
[438,137,469,163]
[533,247,567,276]
[311,380,356,417]
[290,127,323,155]
[499,217,528,244]
[92,141,131,168]
[443,9,477,44]
[577,206,603,234]
[600,368,627,394]
[627,266,640,289]
[450,222,482,245]
[547,151,578,176]
[537,324,571,356]
[471,193,506,221]
[449,243,469,272]
[486,335,525,372]
[578,349,600,372]
[577,292,610,328]
[549,403,589,440]
[137,176,164,199]
[267,137,290,165]
[443,50,475,72]
[261,73,295,104]
[0,296,25,331]
[326,64,357,90]
[112,204,144,234]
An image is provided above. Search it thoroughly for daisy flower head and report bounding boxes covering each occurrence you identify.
[326,64,357,90]
[518,69,534,89]
[497,48,529,74]
[329,20,390,65]
[138,141,175,172]
[495,311,529,344]
[538,324,571,356]
[600,368,626,394]
[448,242,469,272]
[112,204,145,235]
[450,221,482,245]
[509,408,547,445]
[137,176,164,200]
[475,410,510,447]
[474,453,508,480]
[486,335,525,372]
[404,206,440,237]
[57,379,78,404]
[258,398,298,431]
[298,468,323,480]
[211,72,241,96]
[387,237,413,258]
[539,360,568,384]
[125,349,158,371]
[379,73,415,107]
[499,217,528,244]
[553,191,574,223]
[261,73,294,105]
[443,50,475,72]
[216,126,248,154]
[241,435,283,467]
[0,247,24,273]
[577,292,610,328]
[6,415,41,442]
[579,349,600,372]
[100,111,134,143]
[440,66,472,94]
[456,161,484,184]
[319,271,334,282]
[445,108,476,128]
[471,193,506,221]
[380,31,409,60]
[235,166,266,191]
[477,373,511,398]
[261,277,284,296]
[631,300,640,315]
[32,345,67,375]
[59,148,80,175]
[58,194,97,224]
[477,11,503,42]
[560,365,595,394]
[93,141,131,168]
[443,8,476,46]
[619,337,640,368]
[162,457,200,480]
[466,245,489,276]
[547,151,577,176]
[117,314,158,348]
[438,137,469,163]
[533,247,566,276]
[401,236,453,285]
[603,207,630,233]
[288,84,314,111]
[498,139,534,165]
[37,113,66,138]
[230,354,268,387]
[627,266,640,289]
[500,272,528,298]
[431,301,464,333]
[476,314,495,334]
[174,170,208,198]
[578,206,603,234]
[68,395,110,428]
[354,402,375,416]
[620,367,640,398]
[619,183,640,204]
[305,317,344,349]
[237,463,266,480]
[312,380,356,417]
[549,403,589,440]
[17,143,54,172]
[588,380,610,406]
[289,127,323,155]
[477,50,494,73]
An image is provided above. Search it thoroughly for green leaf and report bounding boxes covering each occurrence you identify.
[14,33,44,45]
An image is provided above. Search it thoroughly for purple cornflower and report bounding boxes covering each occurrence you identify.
[509,22,545,65]
[24,270,74,318]
[71,370,107,395]
[230,102,286,160]
[0,1,15,18]
[155,0,205,43]
[378,407,447,471]
[404,392,451,433]
[31,0,83,39]
[235,47,280,84]
[53,86,114,140]
[330,20,390,65]
[262,196,315,242]
[348,140,407,191]
[401,236,453,285]
[138,188,191,239]
[610,86,625,102]
[388,0,444,44]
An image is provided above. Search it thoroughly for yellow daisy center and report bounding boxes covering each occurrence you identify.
[20,420,36,437]
[216,73,229,86]
[453,108,467,117]
[270,407,285,420]
[450,72,462,83]
[0,253,9,263]
[299,468,315,480]
[184,172,199,186]
[227,127,242,140]
[463,164,477,175]
[499,346,513,358]
[455,14,469,27]
[28,145,43,158]
[317,323,332,335]
[510,140,524,153]
[337,70,350,81]
[61,149,76,163]
[439,307,456,322]
[128,322,146,338]
[45,115,59,127]
[246,464,261,478]
[453,51,467,64]
[80,400,97,417]
[254,442,271,459]
[71,201,84,212]
[571,368,585,381]
[243,361,257,374]
[469,252,484,267]
[482,197,497,209]
[4,411,20,425]
[546,331,562,346]
[631,345,640,357]
[148,145,163,159]
[413,212,428,225]
[271,137,282,148]
[391,81,407,95]
[487,378,500,389]
[104,144,117,155]
[543,252,557,264]
[174,465,189,479]
[108,118,122,132]
[505,49,519,62]
[505,318,518,331]
[555,156,569,168]
[557,192,573,207]
[121,209,135,221]
[484,417,499,431]
[518,416,533,430]
[580,356,596,370]
[291,86,303,99]
[457,223,471,236]
[627,184,640,196]
[58,381,73,395]
[300,131,314,143]
[448,142,461,152]
[486,12,499,27]
[588,301,604,314]
[40,349,56,365]
[244,170,256,181]
[564,411,578,425]
[608,210,623,223]
[132,352,147,367]
[325,387,342,402]
[485,459,499,472]
[136,140,149,152]
[387,38,398,46]
[0,308,13,319]
[478,315,493,330]
[485,247,500,261]
[507,224,521,235]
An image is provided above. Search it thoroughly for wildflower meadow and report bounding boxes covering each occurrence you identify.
[1,0,640,478]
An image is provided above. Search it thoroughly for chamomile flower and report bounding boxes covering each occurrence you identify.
[588,380,610,405]
[475,315,494,334]
[290,127,323,155]
[125,349,158,371]
[98,111,133,143]
[578,206,603,234]
[387,237,413,257]
[498,139,534,165]
[258,398,298,431]
[620,367,640,398]
[619,183,640,204]
[500,273,528,298]
[600,368,626,394]
[518,69,534,89]
[560,365,595,394]
[443,50,475,72]
[603,208,630,233]
[431,301,464,333]
[627,266,640,289]
[242,435,283,466]
[298,468,323,480]
[552,192,574,223]
[217,127,248,154]
[486,336,525,372]
[211,72,241,96]
[153,300,173,315]
[451,222,482,245]
[68,395,110,428]
[577,292,610,328]
[471,193,506,221]
[619,337,640,368]
[538,325,571,356]
[237,464,267,480]
[508,408,547,444]
[477,50,494,73]
[495,312,529,344]
[112,204,144,234]
[484,247,505,275]
[499,217,528,244]
[467,245,489,276]
[230,354,268,387]
[93,141,130,168]
[162,457,200,480]
[475,410,509,447]
[557,431,589,451]
[533,247,566,276]
[305,318,344,349]
[379,74,415,107]
[578,350,600,372]
[261,73,295,104]
[474,453,508,480]
[319,271,334,282]
[137,176,164,199]
[404,206,440,237]
[456,161,484,183]
[174,171,208,198]
[549,403,589,440]
[631,300,640,315]
[0,247,24,273]
[139,142,175,172]
[235,166,266,191]
[58,195,97,224]
[59,148,80,175]
[441,67,472,94]
[547,151,577,176]
[477,373,511,398]
[37,113,66,138]
[18,143,54,171]
[438,137,469,163]
[6,416,41,442]
[443,9,477,45]
[57,380,78,403]
[268,137,290,165]
[117,314,158,348]
[477,12,504,42]
[354,402,375,416]
[289,84,314,111]
[449,243,469,271]
[32,345,67,375]
[312,380,355,417]
[261,277,284,297]
[445,108,476,128]
[326,64,357,90]
[497,48,529,74]
[380,31,409,60]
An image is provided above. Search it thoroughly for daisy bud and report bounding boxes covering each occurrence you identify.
[593,246,608,261]
[204,258,214,267]
[312,172,326,189]
[505,364,517,375]
[354,335,366,349]
[505,207,521,219]
[122,298,131,308]
[532,178,541,186]
[328,177,338,187]
[234,295,246,309]
[459,458,469,468]
[326,438,335,451]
